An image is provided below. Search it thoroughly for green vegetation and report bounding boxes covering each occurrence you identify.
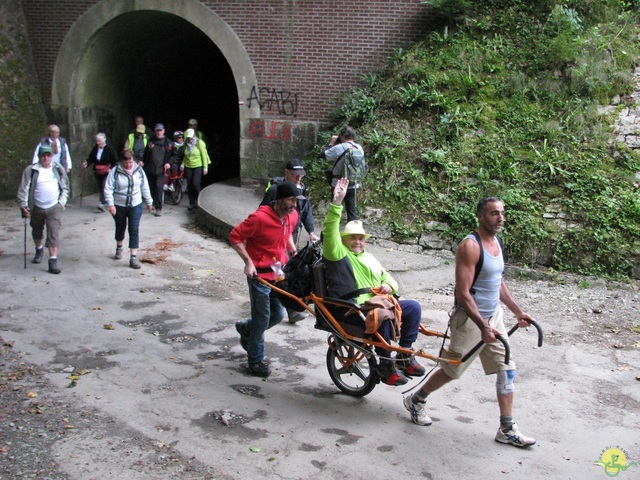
[308,0,640,278]
[0,2,47,200]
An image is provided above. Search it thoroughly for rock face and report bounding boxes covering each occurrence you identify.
[609,67,640,148]
[0,0,47,200]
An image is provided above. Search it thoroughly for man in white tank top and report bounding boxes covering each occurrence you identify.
[402,197,538,448]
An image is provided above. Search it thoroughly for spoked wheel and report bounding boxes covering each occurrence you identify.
[326,335,379,397]
[171,182,183,205]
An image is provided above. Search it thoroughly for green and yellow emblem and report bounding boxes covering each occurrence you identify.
[594,448,637,477]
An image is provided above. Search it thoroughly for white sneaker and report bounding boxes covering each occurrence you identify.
[163,184,169,191]
[168,184,175,192]
[495,423,536,447]
[403,395,432,426]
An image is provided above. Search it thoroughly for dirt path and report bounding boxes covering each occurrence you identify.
[1,197,639,479]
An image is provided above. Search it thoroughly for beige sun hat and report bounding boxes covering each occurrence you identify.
[340,220,371,239]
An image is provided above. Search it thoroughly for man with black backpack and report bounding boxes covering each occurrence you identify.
[260,158,318,245]
[322,126,365,221]
[403,197,537,448]
[261,158,319,323]
[142,123,173,217]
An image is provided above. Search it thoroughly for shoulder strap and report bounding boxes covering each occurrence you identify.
[331,147,351,178]
[470,231,504,292]
[333,147,349,166]
[470,231,484,292]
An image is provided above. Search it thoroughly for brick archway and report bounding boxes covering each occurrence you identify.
[53,0,258,185]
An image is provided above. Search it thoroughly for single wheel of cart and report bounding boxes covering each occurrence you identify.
[325,334,379,397]
[170,177,187,205]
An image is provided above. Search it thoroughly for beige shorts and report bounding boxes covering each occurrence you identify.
[440,306,515,379]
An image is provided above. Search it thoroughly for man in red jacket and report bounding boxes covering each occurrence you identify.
[230,181,301,377]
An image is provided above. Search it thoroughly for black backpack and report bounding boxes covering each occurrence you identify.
[277,241,323,311]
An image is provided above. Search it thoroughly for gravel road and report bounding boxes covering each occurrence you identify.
[1,197,639,479]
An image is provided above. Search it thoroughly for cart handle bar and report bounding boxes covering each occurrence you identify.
[461,319,542,364]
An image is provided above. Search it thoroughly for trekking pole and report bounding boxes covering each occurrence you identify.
[23,214,27,269]
[79,164,86,207]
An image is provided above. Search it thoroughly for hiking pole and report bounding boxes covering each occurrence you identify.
[23,214,27,269]
[79,164,86,207]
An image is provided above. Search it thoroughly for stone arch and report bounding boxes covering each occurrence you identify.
[53,0,259,186]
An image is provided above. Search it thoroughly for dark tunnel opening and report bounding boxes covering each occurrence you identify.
[91,10,239,185]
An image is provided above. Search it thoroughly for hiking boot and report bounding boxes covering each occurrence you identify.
[248,361,271,377]
[495,424,536,447]
[129,256,141,269]
[287,310,308,324]
[114,247,123,260]
[32,248,44,264]
[376,359,408,386]
[235,321,249,351]
[48,258,61,274]
[396,353,426,377]
[403,394,432,426]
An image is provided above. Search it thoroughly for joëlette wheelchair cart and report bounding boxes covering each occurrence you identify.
[164,166,188,205]
[258,242,543,397]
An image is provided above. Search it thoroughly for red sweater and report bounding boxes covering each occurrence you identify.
[229,205,298,280]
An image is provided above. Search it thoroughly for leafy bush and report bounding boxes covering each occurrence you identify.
[308,0,640,278]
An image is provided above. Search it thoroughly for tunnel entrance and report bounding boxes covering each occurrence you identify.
[77,10,239,184]
[106,11,239,184]
[54,1,259,188]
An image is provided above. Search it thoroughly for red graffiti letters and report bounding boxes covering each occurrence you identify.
[249,120,292,141]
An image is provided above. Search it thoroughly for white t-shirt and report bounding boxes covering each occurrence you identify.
[33,167,60,209]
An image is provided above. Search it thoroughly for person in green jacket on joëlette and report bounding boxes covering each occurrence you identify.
[322,177,426,386]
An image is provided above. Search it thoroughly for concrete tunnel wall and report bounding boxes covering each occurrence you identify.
[51,0,298,194]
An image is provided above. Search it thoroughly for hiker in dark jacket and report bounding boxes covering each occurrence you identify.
[142,123,173,217]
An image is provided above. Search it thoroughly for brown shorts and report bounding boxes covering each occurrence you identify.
[440,307,515,379]
[30,203,62,248]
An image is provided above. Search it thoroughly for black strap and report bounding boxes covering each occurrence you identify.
[470,231,504,294]
[256,267,273,274]
[331,148,349,174]
[339,287,372,300]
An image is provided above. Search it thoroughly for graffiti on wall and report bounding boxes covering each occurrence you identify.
[246,86,299,116]
[249,120,292,141]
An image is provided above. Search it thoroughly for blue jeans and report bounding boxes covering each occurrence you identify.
[113,203,143,249]
[246,277,285,364]
[376,299,421,358]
